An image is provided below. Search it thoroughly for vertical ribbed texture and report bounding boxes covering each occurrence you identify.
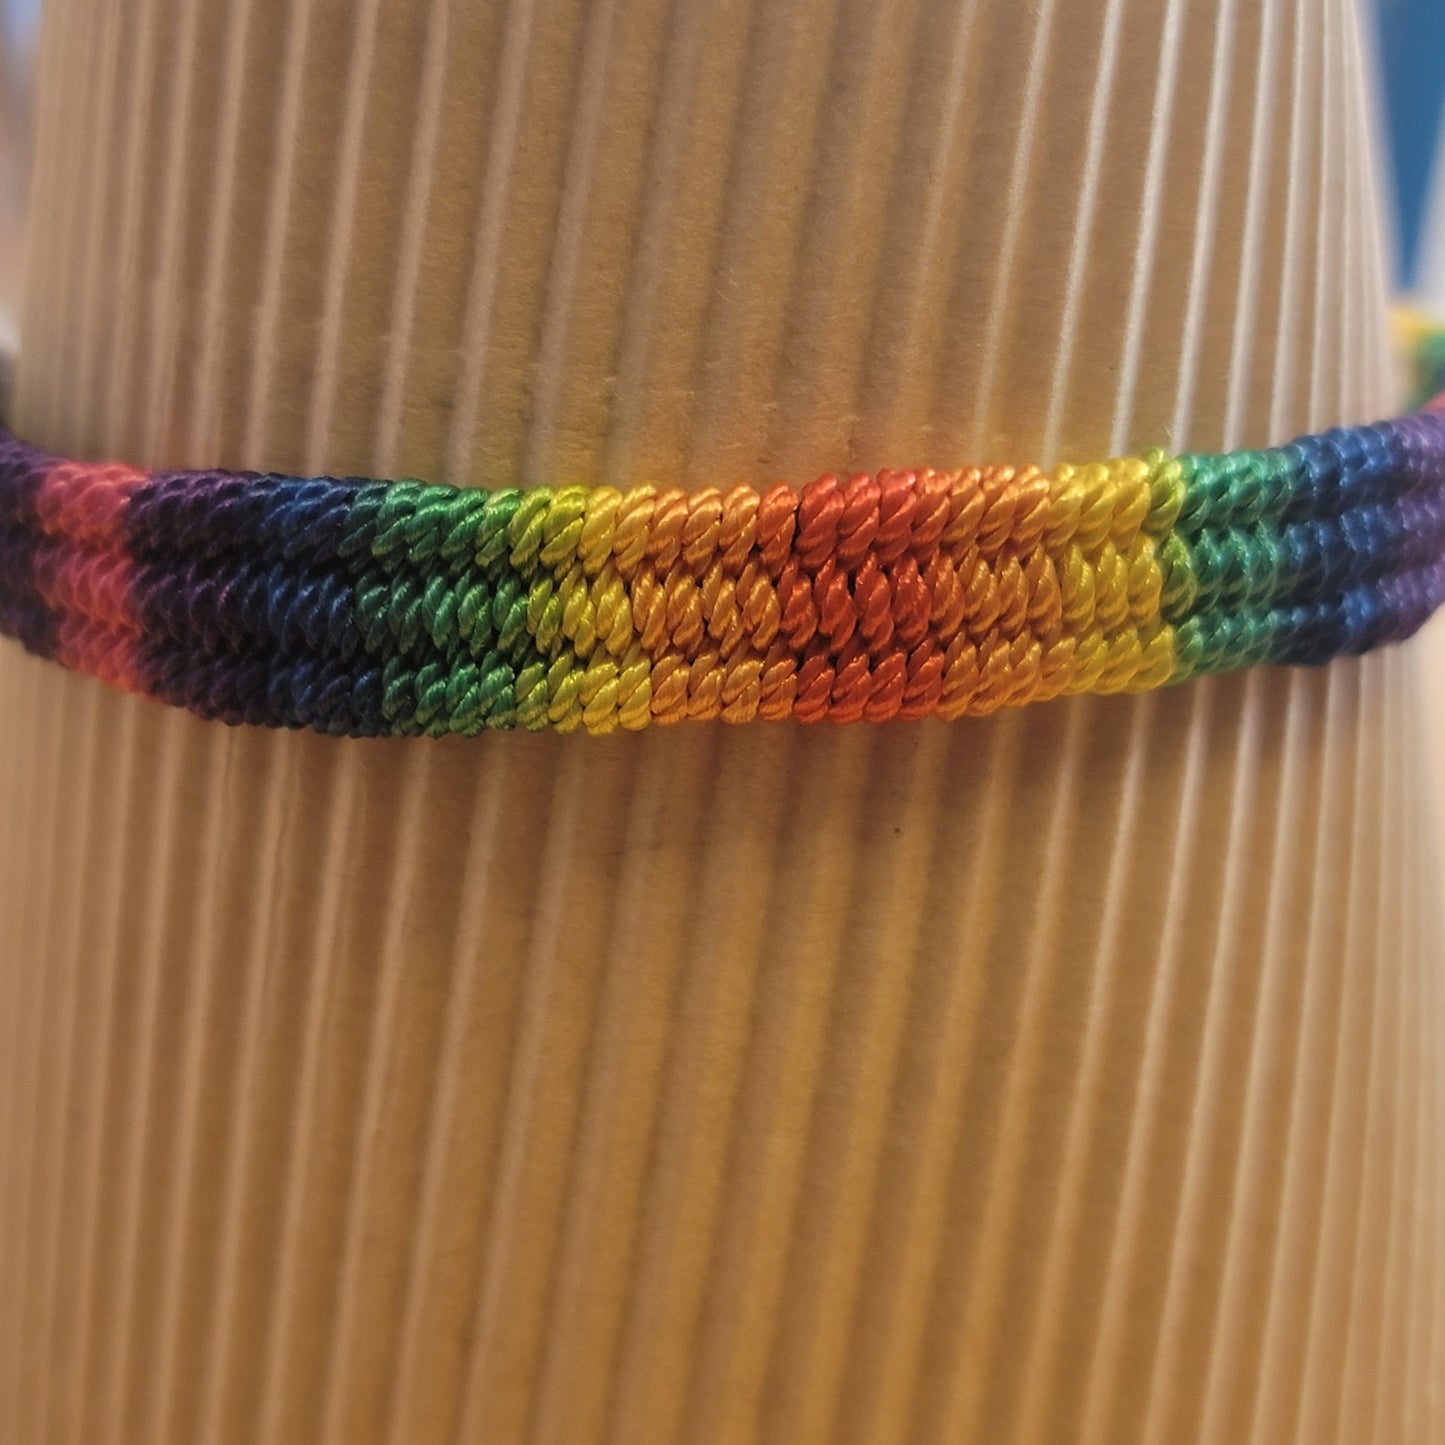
[1,1,1442,1442]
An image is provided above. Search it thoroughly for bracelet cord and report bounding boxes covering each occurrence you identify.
[2,374,1444,737]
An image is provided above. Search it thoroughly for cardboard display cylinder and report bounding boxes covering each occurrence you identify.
[1,1,1442,1442]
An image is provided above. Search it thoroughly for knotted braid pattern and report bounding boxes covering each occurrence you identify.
[2,390,1444,737]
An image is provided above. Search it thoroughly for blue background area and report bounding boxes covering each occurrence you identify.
[1,0,35,48]
[1373,0,1445,285]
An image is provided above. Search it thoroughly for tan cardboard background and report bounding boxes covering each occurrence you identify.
[1,0,1443,1441]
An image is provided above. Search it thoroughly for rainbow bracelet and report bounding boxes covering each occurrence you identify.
[3,359,1445,737]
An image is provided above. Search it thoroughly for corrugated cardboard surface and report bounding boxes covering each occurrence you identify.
[1,0,1443,1441]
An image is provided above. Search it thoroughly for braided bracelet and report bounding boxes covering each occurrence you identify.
[2,345,1444,737]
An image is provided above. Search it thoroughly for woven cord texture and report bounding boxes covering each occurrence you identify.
[3,410,1445,734]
